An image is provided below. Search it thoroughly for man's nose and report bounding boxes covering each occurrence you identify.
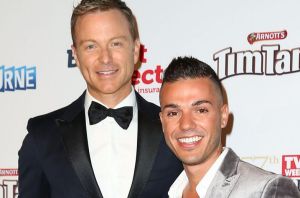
[179,112,196,131]
[99,47,112,64]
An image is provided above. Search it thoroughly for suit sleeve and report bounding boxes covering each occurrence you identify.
[262,175,300,197]
[18,129,50,198]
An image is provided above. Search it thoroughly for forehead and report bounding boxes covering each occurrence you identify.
[160,78,221,106]
[74,9,131,38]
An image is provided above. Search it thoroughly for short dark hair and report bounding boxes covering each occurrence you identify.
[71,0,138,46]
[162,56,223,99]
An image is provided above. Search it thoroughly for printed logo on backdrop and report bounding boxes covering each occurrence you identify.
[213,30,300,80]
[0,168,18,198]
[247,30,287,45]
[241,155,280,169]
[67,44,163,94]
[242,155,300,190]
[0,65,36,92]
[132,45,162,94]
[282,155,300,190]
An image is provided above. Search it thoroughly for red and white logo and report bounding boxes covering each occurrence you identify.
[0,168,19,198]
[282,155,300,178]
[247,30,287,44]
[133,44,163,94]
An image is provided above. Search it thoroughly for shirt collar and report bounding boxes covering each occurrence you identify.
[168,147,229,198]
[197,147,229,198]
[84,87,137,114]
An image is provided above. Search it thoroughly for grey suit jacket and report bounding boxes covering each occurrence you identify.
[206,148,300,198]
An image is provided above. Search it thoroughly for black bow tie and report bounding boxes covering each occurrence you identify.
[88,101,133,130]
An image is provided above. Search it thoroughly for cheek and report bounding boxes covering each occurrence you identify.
[112,53,131,71]
[76,54,90,69]
[195,116,219,134]
[163,129,176,151]
[161,119,171,134]
[163,121,178,140]
[120,48,135,63]
[206,117,222,140]
[78,62,92,75]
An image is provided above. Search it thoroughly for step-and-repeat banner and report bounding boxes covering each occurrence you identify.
[1,0,299,197]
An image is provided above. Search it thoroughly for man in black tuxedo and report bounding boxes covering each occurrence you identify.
[18,0,182,197]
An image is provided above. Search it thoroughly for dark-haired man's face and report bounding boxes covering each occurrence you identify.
[159,78,229,169]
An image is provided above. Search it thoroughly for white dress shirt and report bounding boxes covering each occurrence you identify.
[84,88,138,198]
[168,147,229,198]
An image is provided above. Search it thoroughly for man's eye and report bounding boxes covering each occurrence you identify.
[111,41,122,47]
[197,108,208,113]
[86,44,96,50]
[167,111,178,117]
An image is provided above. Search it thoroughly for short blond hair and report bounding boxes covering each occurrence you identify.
[71,0,139,46]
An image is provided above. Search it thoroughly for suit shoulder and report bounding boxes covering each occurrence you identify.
[28,106,65,126]
[263,174,300,197]
[238,160,276,178]
[232,160,299,197]
[26,106,66,137]
[27,93,84,134]
[237,159,298,189]
[142,100,160,114]
[136,92,160,117]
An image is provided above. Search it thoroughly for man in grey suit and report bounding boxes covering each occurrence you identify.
[159,56,300,198]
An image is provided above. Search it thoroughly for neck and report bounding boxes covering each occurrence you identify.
[184,146,223,186]
[88,88,132,108]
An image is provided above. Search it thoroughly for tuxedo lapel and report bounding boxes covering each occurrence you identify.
[205,149,240,198]
[127,93,163,198]
[57,92,103,198]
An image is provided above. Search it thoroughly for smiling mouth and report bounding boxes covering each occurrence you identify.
[96,69,118,75]
[178,136,202,144]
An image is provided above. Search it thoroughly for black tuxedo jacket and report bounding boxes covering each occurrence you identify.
[18,91,182,198]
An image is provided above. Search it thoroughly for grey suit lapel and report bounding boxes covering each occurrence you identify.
[205,148,240,198]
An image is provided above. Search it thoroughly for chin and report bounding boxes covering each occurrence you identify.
[96,85,119,93]
[180,156,204,166]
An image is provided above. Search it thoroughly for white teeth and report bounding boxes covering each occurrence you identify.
[178,136,202,144]
[97,70,116,75]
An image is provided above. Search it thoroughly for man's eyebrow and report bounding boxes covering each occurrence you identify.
[161,104,178,111]
[192,100,212,106]
[78,36,129,45]
[110,35,128,40]
[78,39,96,46]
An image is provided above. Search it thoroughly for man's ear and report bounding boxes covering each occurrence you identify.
[133,39,140,65]
[71,44,80,67]
[159,112,165,133]
[221,104,229,128]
